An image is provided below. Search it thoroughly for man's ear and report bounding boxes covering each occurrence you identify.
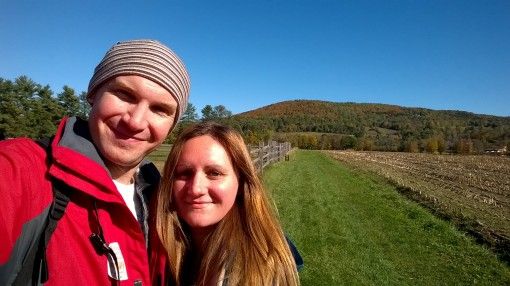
[87,93,95,106]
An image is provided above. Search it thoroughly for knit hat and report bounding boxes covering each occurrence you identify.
[87,39,190,121]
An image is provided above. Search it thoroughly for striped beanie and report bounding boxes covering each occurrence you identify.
[87,39,190,121]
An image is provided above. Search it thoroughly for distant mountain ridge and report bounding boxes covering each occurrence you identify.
[238,99,505,118]
[231,100,510,152]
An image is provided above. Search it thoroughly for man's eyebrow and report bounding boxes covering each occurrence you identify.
[109,78,135,91]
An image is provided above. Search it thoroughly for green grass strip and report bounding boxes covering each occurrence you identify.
[263,150,510,285]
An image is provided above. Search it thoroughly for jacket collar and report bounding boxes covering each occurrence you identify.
[58,117,107,170]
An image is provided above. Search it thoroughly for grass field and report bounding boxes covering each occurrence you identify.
[263,150,510,285]
[147,143,172,171]
[325,150,510,262]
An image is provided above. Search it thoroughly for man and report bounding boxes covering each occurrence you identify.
[0,39,190,285]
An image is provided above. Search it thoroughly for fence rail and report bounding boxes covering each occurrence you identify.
[148,142,292,173]
[249,141,292,173]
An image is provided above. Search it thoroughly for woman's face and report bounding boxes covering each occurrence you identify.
[172,135,239,235]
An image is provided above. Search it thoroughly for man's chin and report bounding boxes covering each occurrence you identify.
[104,156,144,172]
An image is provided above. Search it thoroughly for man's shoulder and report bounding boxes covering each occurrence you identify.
[0,137,48,173]
[0,137,45,157]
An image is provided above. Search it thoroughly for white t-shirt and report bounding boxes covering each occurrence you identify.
[113,179,137,219]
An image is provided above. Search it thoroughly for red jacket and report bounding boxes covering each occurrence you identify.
[0,117,168,285]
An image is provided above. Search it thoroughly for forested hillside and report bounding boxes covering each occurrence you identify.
[229,100,510,153]
[2,76,509,154]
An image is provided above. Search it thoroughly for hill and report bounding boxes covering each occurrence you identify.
[229,100,510,152]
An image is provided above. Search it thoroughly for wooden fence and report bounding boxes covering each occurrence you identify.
[148,142,292,173]
[249,141,292,173]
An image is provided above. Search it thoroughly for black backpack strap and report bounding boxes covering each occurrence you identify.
[12,138,71,285]
[36,181,70,283]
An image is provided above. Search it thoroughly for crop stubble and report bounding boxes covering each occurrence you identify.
[325,150,510,261]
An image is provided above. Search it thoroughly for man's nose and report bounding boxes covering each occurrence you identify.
[122,103,149,131]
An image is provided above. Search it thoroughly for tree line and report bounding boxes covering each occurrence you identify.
[228,100,510,154]
[0,76,235,142]
[3,77,509,154]
[0,76,90,139]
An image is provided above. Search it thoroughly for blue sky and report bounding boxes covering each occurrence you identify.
[1,0,509,116]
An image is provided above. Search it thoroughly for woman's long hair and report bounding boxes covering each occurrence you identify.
[156,121,299,285]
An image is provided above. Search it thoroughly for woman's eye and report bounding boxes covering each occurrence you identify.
[175,169,193,179]
[208,170,223,178]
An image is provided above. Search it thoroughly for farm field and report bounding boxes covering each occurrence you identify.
[264,150,510,285]
[325,150,510,261]
[147,143,172,171]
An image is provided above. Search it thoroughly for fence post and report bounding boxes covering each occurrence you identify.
[279,142,283,161]
[272,141,278,163]
[258,141,264,173]
[285,142,290,161]
[267,141,272,168]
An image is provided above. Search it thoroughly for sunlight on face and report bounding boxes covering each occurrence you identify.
[172,135,239,235]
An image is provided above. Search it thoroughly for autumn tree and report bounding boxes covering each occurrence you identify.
[425,137,439,154]
[437,136,446,154]
[356,137,374,151]
[455,139,474,154]
[404,140,419,153]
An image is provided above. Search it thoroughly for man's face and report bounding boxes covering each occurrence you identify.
[88,75,178,171]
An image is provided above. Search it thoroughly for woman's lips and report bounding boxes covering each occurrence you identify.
[187,201,212,209]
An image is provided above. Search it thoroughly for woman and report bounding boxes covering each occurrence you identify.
[156,122,300,285]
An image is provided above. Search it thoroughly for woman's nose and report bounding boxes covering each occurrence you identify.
[189,173,207,196]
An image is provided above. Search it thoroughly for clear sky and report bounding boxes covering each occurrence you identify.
[1,0,509,116]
